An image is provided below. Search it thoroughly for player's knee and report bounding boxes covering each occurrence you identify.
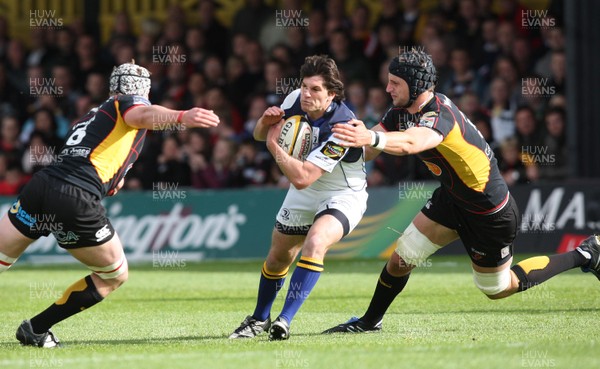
[472,268,511,299]
[388,253,414,276]
[90,256,129,290]
[265,253,293,274]
[0,251,17,273]
[395,223,441,268]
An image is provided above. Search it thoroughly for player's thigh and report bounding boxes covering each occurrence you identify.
[0,213,35,258]
[412,211,459,246]
[67,232,125,268]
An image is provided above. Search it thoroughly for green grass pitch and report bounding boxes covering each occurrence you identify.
[0,255,598,369]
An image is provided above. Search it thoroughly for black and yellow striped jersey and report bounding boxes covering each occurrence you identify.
[44,95,149,199]
[380,92,509,214]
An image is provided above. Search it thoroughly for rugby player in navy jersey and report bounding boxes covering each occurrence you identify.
[322,50,600,334]
[0,61,219,347]
[229,55,367,340]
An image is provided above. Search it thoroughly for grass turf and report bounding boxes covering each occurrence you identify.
[0,255,598,369]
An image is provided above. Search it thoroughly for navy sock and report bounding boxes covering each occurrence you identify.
[279,257,323,324]
[252,262,287,321]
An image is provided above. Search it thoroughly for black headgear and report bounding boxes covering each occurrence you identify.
[389,50,437,108]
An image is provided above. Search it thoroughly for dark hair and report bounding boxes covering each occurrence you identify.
[515,105,535,117]
[299,55,345,101]
[545,106,566,121]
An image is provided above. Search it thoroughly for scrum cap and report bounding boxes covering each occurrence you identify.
[109,60,151,97]
[389,49,437,108]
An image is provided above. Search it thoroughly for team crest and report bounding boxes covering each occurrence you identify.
[423,160,442,176]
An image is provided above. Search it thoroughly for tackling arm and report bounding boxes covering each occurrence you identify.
[124,106,219,130]
[333,119,443,156]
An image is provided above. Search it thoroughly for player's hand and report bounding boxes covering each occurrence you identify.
[266,119,284,152]
[332,119,372,147]
[260,107,285,126]
[181,108,220,128]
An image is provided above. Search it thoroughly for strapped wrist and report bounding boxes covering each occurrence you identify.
[370,131,387,150]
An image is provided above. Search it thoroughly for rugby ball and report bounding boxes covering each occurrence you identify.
[278,115,312,161]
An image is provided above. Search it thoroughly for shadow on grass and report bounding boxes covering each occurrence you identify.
[0,332,321,348]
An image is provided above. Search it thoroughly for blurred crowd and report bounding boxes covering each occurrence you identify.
[0,0,566,195]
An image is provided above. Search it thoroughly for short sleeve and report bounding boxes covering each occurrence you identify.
[305,133,350,173]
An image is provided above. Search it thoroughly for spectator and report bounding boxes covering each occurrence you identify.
[190,137,237,189]
[84,72,109,102]
[184,27,209,71]
[535,27,565,79]
[398,0,426,46]
[204,86,243,135]
[458,91,485,121]
[346,81,368,120]
[74,35,104,91]
[19,107,63,148]
[259,58,287,107]
[498,136,538,186]
[21,131,56,174]
[440,47,483,100]
[0,115,21,155]
[198,0,229,59]
[487,77,516,144]
[5,40,28,94]
[154,135,191,186]
[514,105,543,149]
[182,72,208,110]
[375,0,401,30]
[475,17,500,82]
[364,86,390,128]
[306,9,328,55]
[538,107,567,181]
[231,0,273,42]
[548,50,566,95]
[425,38,451,90]
[241,40,265,88]
[0,160,27,196]
[455,0,482,50]
[241,94,268,139]
[328,28,372,84]
[231,139,271,187]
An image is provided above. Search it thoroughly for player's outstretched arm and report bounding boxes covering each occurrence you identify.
[266,121,324,190]
[124,106,220,130]
[333,119,443,156]
[254,106,285,141]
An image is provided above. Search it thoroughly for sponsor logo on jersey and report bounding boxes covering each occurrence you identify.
[419,111,438,128]
[60,146,91,158]
[320,141,347,160]
[95,224,112,242]
[423,160,442,176]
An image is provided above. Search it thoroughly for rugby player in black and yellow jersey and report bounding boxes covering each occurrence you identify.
[323,50,600,334]
[0,61,219,347]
